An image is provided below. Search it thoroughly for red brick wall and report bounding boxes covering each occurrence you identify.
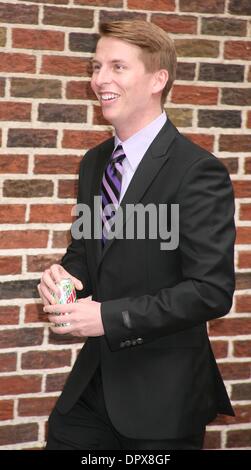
[0,0,251,449]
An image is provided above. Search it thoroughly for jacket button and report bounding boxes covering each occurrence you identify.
[124,340,131,347]
[131,339,137,346]
[136,338,143,344]
[120,341,126,348]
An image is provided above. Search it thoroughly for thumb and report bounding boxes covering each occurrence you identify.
[70,275,83,291]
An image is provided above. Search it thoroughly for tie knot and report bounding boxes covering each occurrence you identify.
[111,145,126,167]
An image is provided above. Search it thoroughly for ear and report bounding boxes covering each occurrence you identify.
[152,69,169,95]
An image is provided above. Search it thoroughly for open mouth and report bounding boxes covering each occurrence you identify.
[99,93,120,103]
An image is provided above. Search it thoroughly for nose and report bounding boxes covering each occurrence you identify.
[93,66,112,88]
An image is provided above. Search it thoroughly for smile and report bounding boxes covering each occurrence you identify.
[99,93,120,102]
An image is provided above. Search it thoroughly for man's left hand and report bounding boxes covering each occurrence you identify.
[43,297,105,337]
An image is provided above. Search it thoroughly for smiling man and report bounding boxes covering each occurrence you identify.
[40,20,236,450]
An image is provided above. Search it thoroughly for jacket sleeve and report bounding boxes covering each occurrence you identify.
[60,156,93,298]
[101,155,236,351]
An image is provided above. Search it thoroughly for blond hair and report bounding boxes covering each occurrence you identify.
[98,20,177,106]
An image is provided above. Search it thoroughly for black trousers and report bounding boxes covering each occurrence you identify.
[46,365,205,450]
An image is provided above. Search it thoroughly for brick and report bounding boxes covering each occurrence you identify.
[219,158,238,174]
[0,328,43,349]
[236,295,251,313]
[0,78,5,96]
[0,28,6,46]
[18,397,57,417]
[222,88,251,106]
[219,135,251,152]
[128,0,175,10]
[176,62,196,81]
[234,341,251,358]
[38,103,87,123]
[69,33,99,53]
[152,14,197,34]
[232,383,251,401]
[0,231,48,249]
[62,130,112,149]
[0,306,19,325]
[43,6,93,28]
[41,56,89,77]
[0,205,26,223]
[183,133,214,152]
[93,105,109,126]
[29,204,74,223]
[0,400,14,421]
[52,230,71,248]
[0,353,17,373]
[11,78,61,99]
[49,329,81,345]
[240,203,251,219]
[225,41,251,60]
[0,53,36,73]
[238,251,251,269]
[0,155,28,173]
[58,179,78,198]
[0,3,38,24]
[228,405,251,425]
[99,11,146,23]
[0,423,38,446]
[201,18,247,36]
[180,0,224,13]
[165,108,193,127]
[0,102,31,121]
[210,340,228,359]
[12,28,64,51]
[22,350,71,370]
[66,80,95,100]
[226,430,251,448]
[24,303,45,323]
[172,85,218,105]
[236,227,251,244]
[24,0,69,3]
[203,431,221,450]
[199,63,244,82]
[0,375,42,395]
[46,372,68,392]
[175,39,219,58]
[248,67,251,82]
[198,110,241,128]
[0,256,22,275]
[34,154,81,174]
[229,0,251,16]
[27,254,62,273]
[8,129,57,148]
[76,0,122,5]
[218,362,251,380]
[247,111,251,128]
[209,318,251,336]
[3,179,53,198]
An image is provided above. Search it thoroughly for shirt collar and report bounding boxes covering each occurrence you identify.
[114,111,167,171]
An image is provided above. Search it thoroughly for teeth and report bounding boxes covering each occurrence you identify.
[100,93,119,101]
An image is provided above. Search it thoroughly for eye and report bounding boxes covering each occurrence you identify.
[92,63,101,72]
[114,64,125,71]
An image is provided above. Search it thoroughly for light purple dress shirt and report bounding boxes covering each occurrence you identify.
[114,111,167,203]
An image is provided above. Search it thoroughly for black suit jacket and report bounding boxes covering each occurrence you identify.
[56,118,236,439]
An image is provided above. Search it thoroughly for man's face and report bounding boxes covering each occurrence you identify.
[91,36,159,135]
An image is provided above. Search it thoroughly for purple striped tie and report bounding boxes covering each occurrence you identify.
[100,144,126,245]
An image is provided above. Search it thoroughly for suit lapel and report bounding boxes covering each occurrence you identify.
[97,118,178,266]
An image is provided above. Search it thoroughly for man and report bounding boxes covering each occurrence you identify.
[39,20,236,450]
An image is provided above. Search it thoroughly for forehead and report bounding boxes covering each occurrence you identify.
[94,36,142,61]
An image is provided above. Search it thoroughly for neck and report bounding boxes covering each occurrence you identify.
[115,107,163,142]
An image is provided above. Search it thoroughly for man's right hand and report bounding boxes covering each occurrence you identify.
[37,264,83,306]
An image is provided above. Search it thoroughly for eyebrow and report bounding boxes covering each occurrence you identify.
[91,59,127,64]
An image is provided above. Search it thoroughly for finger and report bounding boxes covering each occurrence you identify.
[37,284,50,306]
[50,264,65,285]
[44,303,75,315]
[39,283,57,305]
[71,275,83,291]
[41,269,60,297]
[49,323,72,335]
